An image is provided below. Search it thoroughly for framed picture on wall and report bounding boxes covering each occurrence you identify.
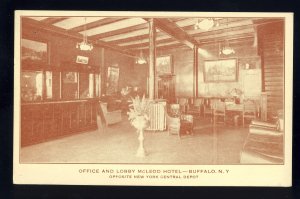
[21,38,48,64]
[76,55,89,64]
[204,59,238,82]
[156,55,173,75]
[106,66,120,95]
[63,72,78,83]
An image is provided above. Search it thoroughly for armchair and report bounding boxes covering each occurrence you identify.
[166,104,194,138]
[99,102,122,126]
[203,99,219,120]
[178,98,188,113]
[212,101,226,125]
[240,120,283,164]
[187,98,203,117]
[166,104,181,138]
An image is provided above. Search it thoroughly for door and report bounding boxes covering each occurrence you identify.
[157,75,175,103]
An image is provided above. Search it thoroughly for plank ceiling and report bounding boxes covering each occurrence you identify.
[25,16,282,56]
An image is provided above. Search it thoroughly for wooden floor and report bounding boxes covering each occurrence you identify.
[20,117,249,164]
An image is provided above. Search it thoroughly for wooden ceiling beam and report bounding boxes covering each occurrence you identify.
[198,33,254,45]
[110,19,249,46]
[129,43,186,54]
[182,19,253,34]
[192,24,254,39]
[128,33,254,52]
[196,27,254,42]
[107,31,167,45]
[69,18,127,33]
[122,38,175,49]
[123,24,254,50]
[22,17,135,57]
[156,43,186,51]
[90,18,186,41]
[129,33,254,52]
[150,18,199,49]
[108,34,150,45]
[41,17,69,24]
[89,23,148,40]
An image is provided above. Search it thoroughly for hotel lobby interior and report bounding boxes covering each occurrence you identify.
[19,15,284,164]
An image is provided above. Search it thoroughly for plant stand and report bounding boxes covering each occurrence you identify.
[136,129,146,157]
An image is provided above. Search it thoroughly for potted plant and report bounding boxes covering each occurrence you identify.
[228,88,243,104]
[127,95,151,157]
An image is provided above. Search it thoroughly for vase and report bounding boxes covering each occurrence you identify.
[136,128,146,157]
[133,116,148,158]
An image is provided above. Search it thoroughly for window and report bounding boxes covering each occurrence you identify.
[21,71,43,102]
[21,70,101,101]
[95,74,101,97]
[45,71,52,99]
[21,38,48,65]
[79,73,94,99]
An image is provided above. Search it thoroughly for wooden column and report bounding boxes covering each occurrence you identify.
[148,19,156,100]
[193,45,199,98]
[42,70,47,100]
[100,48,106,96]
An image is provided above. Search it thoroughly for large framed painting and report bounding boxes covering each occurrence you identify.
[203,59,238,82]
[156,55,173,75]
[21,38,48,65]
[106,66,120,95]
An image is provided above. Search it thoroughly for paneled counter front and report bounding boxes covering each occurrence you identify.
[21,99,98,147]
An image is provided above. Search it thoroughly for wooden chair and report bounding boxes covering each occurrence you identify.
[242,100,257,127]
[180,114,194,135]
[203,98,218,120]
[99,102,122,126]
[187,98,203,117]
[212,101,226,125]
[178,98,188,113]
[166,104,181,138]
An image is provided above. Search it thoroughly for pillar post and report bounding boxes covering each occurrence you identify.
[193,45,199,98]
[148,18,156,100]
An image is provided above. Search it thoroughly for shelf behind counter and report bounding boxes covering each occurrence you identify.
[20,99,99,147]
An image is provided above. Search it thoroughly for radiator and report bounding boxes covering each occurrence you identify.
[147,101,166,131]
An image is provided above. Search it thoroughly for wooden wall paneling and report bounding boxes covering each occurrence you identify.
[258,21,284,118]
[21,101,98,147]
[260,92,268,121]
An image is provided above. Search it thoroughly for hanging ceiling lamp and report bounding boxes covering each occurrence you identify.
[220,40,235,55]
[194,18,219,31]
[220,18,235,55]
[135,38,147,64]
[135,50,147,64]
[76,17,93,51]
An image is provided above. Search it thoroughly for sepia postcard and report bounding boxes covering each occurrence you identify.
[13,11,293,186]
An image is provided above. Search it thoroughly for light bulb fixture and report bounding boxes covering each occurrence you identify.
[76,17,93,51]
[220,40,235,55]
[219,18,235,55]
[194,18,215,31]
[135,50,147,64]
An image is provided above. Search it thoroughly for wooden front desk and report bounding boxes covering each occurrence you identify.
[21,99,98,147]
